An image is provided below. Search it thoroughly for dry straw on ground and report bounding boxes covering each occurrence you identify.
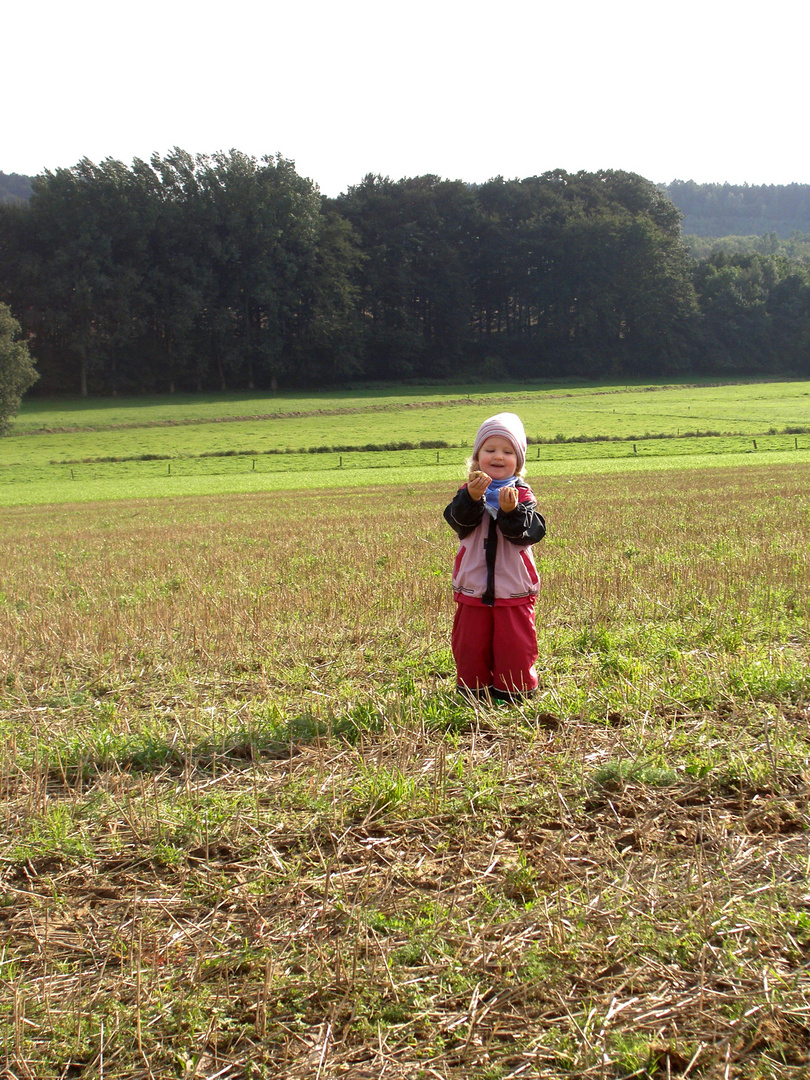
[1,464,809,1078]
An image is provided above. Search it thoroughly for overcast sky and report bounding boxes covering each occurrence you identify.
[5,0,807,196]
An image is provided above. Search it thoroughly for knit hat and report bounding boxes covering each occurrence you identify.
[473,412,527,472]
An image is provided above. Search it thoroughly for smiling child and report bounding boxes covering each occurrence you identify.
[443,412,546,701]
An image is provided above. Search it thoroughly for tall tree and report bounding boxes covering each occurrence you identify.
[469,171,699,376]
[334,174,480,377]
[0,302,38,433]
[150,149,353,389]
[693,253,810,374]
[285,206,364,381]
[2,158,157,395]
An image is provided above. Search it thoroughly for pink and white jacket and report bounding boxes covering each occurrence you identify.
[443,480,546,606]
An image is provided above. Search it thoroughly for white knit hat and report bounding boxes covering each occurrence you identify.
[472,412,527,472]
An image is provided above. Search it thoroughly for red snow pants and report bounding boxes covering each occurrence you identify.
[451,598,538,696]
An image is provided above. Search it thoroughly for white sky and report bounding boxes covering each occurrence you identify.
[5,0,808,196]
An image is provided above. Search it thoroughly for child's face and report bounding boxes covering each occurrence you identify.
[477,436,518,480]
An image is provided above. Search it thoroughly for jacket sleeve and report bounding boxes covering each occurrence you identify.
[443,485,485,538]
[497,486,546,546]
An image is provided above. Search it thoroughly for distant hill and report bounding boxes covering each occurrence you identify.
[663,181,810,238]
[0,171,33,204]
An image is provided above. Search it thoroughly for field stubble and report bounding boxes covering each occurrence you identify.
[1,464,809,1078]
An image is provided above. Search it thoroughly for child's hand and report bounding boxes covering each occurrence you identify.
[467,470,491,501]
[499,484,518,513]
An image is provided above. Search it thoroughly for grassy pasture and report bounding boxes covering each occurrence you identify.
[3,436,810,509]
[11,379,810,436]
[1,450,809,1077]
[4,379,810,507]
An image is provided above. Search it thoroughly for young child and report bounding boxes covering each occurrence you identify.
[443,412,546,701]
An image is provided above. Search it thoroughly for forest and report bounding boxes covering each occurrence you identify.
[0,155,809,395]
[663,180,810,237]
[0,172,32,204]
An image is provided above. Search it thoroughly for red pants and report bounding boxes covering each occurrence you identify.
[452,599,538,695]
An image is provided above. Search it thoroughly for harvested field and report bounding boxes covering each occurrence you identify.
[1,464,809,1078]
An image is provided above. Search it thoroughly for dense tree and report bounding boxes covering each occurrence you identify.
[1,158,808,391]
[552,205,698,375]
[692,253,810,373]
[285,207,364,381]
[0,158,156,394]
[0,151,362,393]
[0,172,32,205]
[333,174,480,377]
[684,232,810,266]
[467,171,698,377]
[767,269,810,373]
[0,302,38,433]
[666,181,810,238]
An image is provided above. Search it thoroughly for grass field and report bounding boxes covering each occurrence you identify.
[3,378,810,507]
[1,382,809,1078]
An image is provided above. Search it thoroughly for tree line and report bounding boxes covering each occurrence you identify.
[684,232,810,266]
[664,181,810,238]
[0,152,808,396]
[0,172,32,205]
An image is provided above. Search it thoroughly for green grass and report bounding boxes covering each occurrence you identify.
[8,377,781,430]
[4,377,810,506]
[3,442,810,508]
[12,378,810,445]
